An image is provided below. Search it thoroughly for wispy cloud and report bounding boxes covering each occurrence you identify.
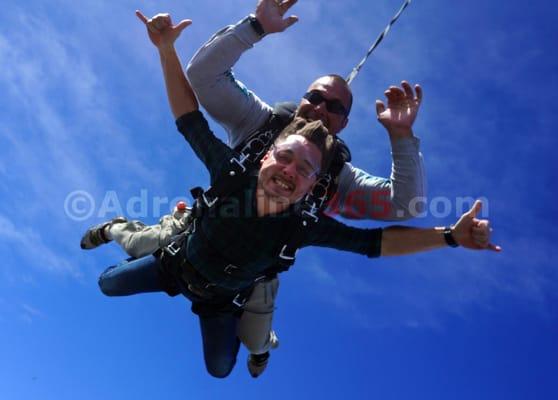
[301,235,557,331]
[0,214,80,278]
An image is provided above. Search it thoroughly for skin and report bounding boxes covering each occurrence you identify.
[255,0,423,140]
[296,76,352,135]
[135,9,500,252]
[257,135,321,215]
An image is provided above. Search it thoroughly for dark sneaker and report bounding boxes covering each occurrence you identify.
[247,351,270,379]
[247,330,279,378]
[80,217,127,249]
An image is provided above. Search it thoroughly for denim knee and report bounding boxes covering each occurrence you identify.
[98,270,117,296]
[204,356,236,379]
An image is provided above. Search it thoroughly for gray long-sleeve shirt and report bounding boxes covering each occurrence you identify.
[187,16,426,221]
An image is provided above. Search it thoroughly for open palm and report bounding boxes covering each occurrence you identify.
[376,81,422,138]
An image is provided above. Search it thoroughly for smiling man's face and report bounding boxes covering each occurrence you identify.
[296,75,352,136]
[258,134,322,205]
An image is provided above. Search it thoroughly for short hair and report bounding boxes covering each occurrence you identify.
[275,117,336,173]
[325,74,353,116]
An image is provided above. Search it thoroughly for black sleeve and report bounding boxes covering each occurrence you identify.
[175,111,234,183]
[301,214,383,258]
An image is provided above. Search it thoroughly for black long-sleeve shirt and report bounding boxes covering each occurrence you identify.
[176,111,382,291]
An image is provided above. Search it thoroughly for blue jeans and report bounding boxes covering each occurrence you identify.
[98,255,240,378]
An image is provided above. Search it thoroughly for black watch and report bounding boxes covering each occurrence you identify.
[247,15,266,37]
[443,226,459,248]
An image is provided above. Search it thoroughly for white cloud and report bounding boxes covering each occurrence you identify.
[0,214,80,278]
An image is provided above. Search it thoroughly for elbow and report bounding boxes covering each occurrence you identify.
[185,58,203,87]
[389,195,427,221]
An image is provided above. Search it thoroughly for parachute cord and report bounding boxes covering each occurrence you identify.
[346,0,412,85]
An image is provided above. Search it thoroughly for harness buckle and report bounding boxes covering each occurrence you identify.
[202,192,219,208]
[279,244,297,261]
[232,293,247,308]
[301,209,320,223]
[164,241,181,257]
[229,153,249,174]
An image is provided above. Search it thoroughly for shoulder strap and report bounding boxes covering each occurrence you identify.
[264,137,352,275]
[193,102,296,215]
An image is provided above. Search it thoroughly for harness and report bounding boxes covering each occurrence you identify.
[161,102,351,305]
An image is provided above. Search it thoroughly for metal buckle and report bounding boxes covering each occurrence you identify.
[202,192,219,208]
[164,241,181,256]
[301,209,319,223]
[224,264,239,275]
[301,201,319,223]
[279,245,296,261]
[229,153,249,174]
[232,293,247,308]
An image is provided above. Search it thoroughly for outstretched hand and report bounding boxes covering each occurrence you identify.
[255,0,299,34]
[376,81,422,139]
[452,200,501,252]
[136,10,192,50]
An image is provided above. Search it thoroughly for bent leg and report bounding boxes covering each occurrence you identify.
[109,221,162,258]
[198,312,240,378]
[238,277,279,355]
[98,255,166,296]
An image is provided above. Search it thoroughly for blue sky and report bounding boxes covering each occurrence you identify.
[1,0,557,398]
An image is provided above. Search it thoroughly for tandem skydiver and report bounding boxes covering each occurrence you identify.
[82,13,499,379]
[84,0,427,378]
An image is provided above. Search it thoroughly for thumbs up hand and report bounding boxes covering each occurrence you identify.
[452,200,501,252]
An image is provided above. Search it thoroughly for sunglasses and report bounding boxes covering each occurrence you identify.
[302,90,349,116]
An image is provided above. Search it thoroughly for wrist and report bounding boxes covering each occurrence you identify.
[158,44,177,56]
[387,128,414,142]
[248,14,266,36]
[443,226,459,248]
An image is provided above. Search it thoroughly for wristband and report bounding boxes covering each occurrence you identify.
[248,15,266,37]
[443,226,459,248]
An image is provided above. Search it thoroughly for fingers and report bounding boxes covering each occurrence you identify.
[135,10,148,24]
[415,84,423,103]
[401,81,414,99]
[375,100,386,117]
[384,81,422,107]
[472,225,489,247]
[467,200,482,218]
[384,86,404,106]
[401,81,422,104]
[488,243,502,252]
[175,19,193,33]
[152,13,171,30]
[282,15,299,30]
[279,0,298,11]
[471,219,500,252]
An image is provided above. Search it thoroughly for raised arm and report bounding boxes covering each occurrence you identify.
[136,11,232,181]
[329,82,426,221]
[136,11,197,118]
[186,0,299,147]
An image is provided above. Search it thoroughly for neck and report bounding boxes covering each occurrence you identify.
[256,187,290,217]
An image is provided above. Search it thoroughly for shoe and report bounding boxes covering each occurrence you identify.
[247,330,279,378]
[247,351,270,378]
[80,217,127,249]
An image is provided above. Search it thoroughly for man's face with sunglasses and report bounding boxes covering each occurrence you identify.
[296,76,352,135]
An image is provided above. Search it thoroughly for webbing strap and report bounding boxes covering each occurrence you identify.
[346,0,413,85]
